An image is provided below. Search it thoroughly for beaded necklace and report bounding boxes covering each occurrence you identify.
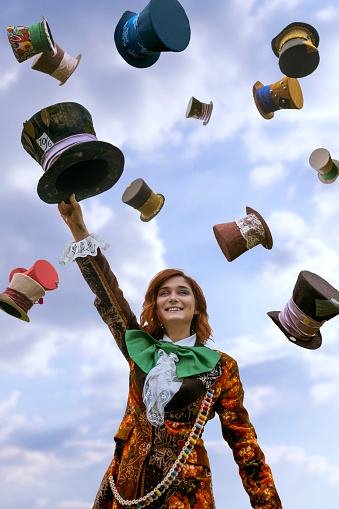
[109,388,214,508]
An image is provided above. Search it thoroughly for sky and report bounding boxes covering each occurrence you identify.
[1,0,339,508]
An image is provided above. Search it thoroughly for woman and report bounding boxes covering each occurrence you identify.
[58,194,282,509]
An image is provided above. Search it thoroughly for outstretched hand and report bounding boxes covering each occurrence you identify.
[58,194,89,241]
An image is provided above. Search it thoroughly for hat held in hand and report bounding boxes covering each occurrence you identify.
[213,207,273,262]
[271,22,319,78]
[0,260,59,322]
[309,148,339,184]
[7,15,56,63]
[31,43,81,85]
[122,178,165,221]
[253,77,303,119]
[267,271,339,349]
[186,97,213,125]
[114,0,190,68]
[21,102,124,204]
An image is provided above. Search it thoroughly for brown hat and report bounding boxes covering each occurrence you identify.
[253,77,303,119]
[267,271,339,349]
[0,260,59,322]
[213,207,273,262]
[271,22,319,78]
[122,178,165,222]
[31,43,81,86]
[309,148,339,184]
[185,97,213,125]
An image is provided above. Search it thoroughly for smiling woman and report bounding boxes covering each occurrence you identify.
[58,194,282,509]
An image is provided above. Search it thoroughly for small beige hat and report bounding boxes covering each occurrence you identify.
[31,43,81,85]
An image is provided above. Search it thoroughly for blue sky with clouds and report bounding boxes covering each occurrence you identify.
[1,0,339,508]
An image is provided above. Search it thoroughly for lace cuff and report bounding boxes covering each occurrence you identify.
[59,233,110,265]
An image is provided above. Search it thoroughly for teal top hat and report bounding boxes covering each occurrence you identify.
[7,15,56,63]
[271,22,319,78]
[114,0,191,68]
[21,102,124,204]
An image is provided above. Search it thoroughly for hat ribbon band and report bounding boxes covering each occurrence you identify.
[236,213,266,250]
[279,298,324,341]
[200,103,213,123]
[137,191,163,219]
[3,288,33,314]
[256,85,279,115]
[51,52,79,82]
[41,133,98,172]
[320,162,339,180]
[122,14,156,58]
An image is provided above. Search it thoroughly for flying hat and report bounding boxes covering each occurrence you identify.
[7,15,56,63]
[21,102,124,204]
[31,43,82,85]
[309,148,339,184]
[213,207,273,262]
[185,97,213,126]
[253,77,303,119]
[267,271,339,349]
[122,178,165,221]
[114,0,191,68]
[0,260,59,322]
[271,22,319,78]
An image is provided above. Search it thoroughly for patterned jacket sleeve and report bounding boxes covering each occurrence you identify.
[213,355,282,509]
[75,249,139,362]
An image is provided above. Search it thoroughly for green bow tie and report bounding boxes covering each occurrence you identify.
[125,329,221,378]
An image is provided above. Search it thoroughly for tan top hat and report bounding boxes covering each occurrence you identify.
[309,148,339,184]
[185,97,213,125]
[253,77,303,119]
[31,43,82,86]
[122,178,165,221]
[213,207,273,262]
[0,260,59,322]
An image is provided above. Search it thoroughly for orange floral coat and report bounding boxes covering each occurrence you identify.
[76,250,282,509]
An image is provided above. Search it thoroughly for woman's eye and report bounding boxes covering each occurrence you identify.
[159,291,168,296]
[179,290,189,295]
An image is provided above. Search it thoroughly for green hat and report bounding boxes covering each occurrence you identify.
[21,102,124,204]
[7,16,56,63]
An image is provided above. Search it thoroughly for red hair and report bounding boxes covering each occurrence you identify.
[140,269,212,345]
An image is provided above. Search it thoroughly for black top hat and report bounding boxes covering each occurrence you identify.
[122,178,165,221]
[267,270,339,349]
[114,0,191,69]
[21,102,124,204]
[271,22,319,78]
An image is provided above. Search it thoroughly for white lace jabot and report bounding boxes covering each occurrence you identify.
[59,233,109,265]
[142,334,196,426]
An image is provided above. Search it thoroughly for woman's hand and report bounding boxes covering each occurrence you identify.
[58,194,90,242]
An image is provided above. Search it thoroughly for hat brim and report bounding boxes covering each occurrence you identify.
[253,81,274,120]
[37,141,124,204]
[114,11,160,69]
[59,53,82,86]
[0,293,29,322]
[246,206,273,250]
[267,310,322,349]
[140,194,165,222]
[271,22,320,57]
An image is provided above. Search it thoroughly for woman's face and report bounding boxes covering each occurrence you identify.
[156,275,198,331]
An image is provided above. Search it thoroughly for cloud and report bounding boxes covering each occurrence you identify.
[249,162,287,187]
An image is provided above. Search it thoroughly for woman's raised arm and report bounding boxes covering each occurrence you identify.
[58,193,90,242]
[58,194,139,362]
